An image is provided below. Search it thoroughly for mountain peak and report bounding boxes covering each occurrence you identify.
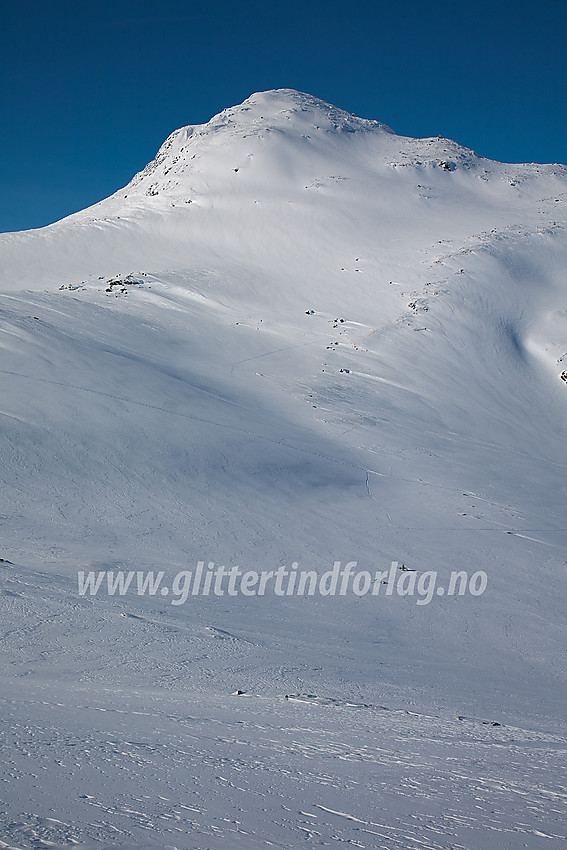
[79,89,564,218]
[124,89,395,198]
[208,88,394,135]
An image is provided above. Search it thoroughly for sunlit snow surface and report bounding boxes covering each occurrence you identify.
[1,90,566,848]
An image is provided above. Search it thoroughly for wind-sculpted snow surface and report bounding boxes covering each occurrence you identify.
[0,90,566,848]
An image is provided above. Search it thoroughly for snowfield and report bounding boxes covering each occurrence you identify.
[0,89,566,849]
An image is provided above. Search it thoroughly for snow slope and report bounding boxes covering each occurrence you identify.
[1,90,566,849]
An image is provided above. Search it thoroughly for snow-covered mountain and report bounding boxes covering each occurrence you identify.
[1,90,566,849]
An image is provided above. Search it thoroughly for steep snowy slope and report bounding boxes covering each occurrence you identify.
[1,90,566,849]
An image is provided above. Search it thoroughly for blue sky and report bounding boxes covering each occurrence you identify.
[1,0,566,232]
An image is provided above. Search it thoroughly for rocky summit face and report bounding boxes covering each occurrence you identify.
[0,90,566,850]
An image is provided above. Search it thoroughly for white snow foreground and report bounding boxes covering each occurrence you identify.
[0,89,566,849]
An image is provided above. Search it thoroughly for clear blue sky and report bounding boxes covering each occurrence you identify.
[1,0,566,232]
